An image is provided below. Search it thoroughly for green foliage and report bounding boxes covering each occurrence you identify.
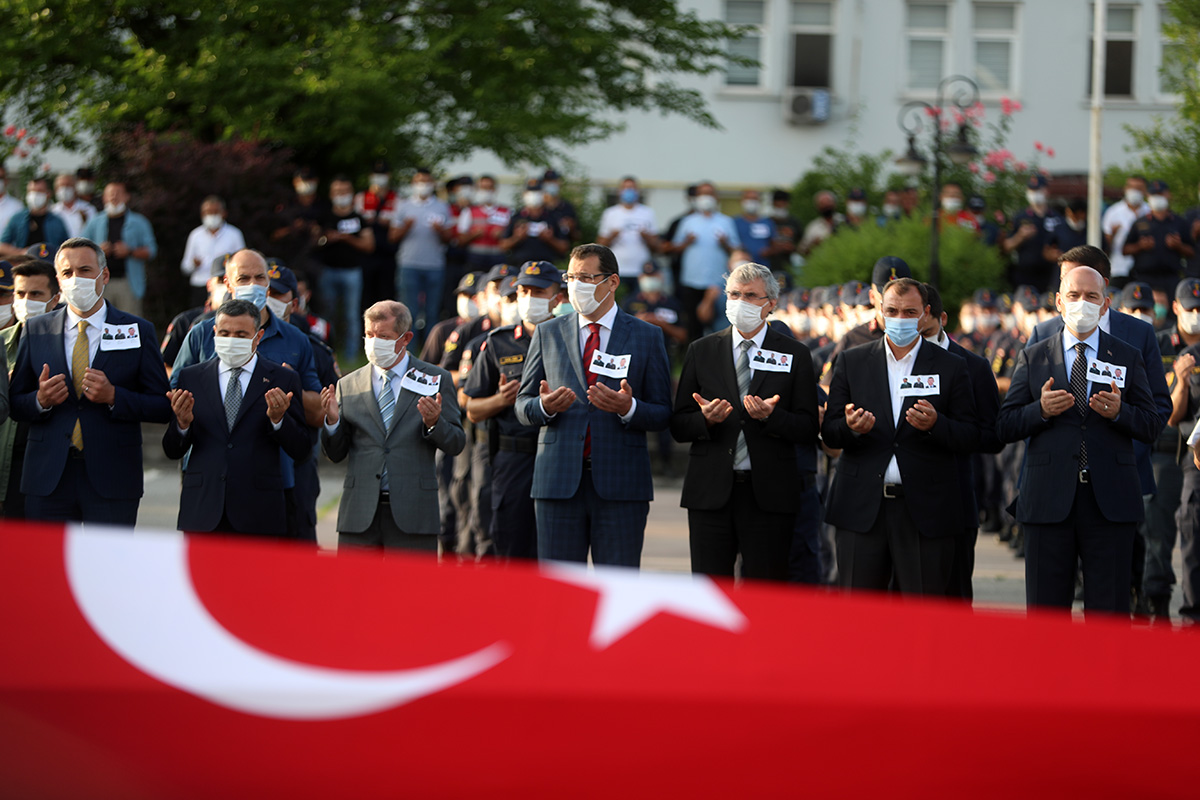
[788,145,894,223]
[799,216,1008,309]
[0,0,747,177]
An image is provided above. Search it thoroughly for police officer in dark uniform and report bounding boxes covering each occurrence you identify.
[1125,180,1195,307]
[463,261,565,559]
[1002,174,1062,291]
[422,271,483,365]
[819,257,912,388]
[1163,279,1200,622]
[1046,199,1090,267]
[968,195,1002,248]
[992,286,1040,547]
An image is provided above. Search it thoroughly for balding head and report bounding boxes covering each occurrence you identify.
[1057,266,1109,336]
[223,248,269,295]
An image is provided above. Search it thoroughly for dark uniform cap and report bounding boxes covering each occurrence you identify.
[973,288,999,309]
[24,243,51,260]
[641,261,662,275]
[0,260,13,291]
[856,288,873,307]
[211,252,236,278]
[1120,282,1154,312]
[294,166,318,181]
[847,187,867,201]
[485,263,514,284]
[871,256,912,290]
[967,195,986,212]
[809,287,827,307]
[543,169,562,182]
[1038,292,1057,312]
[455,271,484,296]
[1176,278,1200,310]
[370,160,390,174]
[1149,179,1169,194]
[1106,286,1120,304]
[515,261,563,290]
[1013,285,1040,312]
[497,275,518,298]
[524,178,544,192]
[267,261,298,297]
[1027,174,1047,190]
[792,288,810,310]
[840,280,866,304]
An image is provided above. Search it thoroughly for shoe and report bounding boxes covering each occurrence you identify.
[997,523,1014,543]
[1148,594,1172,622]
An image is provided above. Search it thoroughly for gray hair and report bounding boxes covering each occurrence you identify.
[57,237,108,274]
[215,299,263,331]
[726,261,780,301]
[364,300,412,337]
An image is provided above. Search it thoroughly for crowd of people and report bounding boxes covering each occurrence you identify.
[0,160,1198,623]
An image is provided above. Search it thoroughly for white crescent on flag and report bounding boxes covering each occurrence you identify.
[65,526,509,720]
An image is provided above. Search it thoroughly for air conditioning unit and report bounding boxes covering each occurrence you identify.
[783,88,831,126]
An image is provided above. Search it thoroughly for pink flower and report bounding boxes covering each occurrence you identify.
[16,128,26,139]
[15,148,27,158]
[1046,148,1055,158]
[3,125,13,137]
[26,137,38,146]
[1000,97,1013,115]
[983,171,996,184]
[952,109,965,126]
[924,106,942,118]
[968,162,980,174]
[967,101,985,118]
[1014,161,1027,172]
[1012,101,1023,112]
[1034,141,1043,151]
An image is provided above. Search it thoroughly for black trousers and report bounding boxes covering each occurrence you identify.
[26,453,139,527]
[688,476,795,581]
[836,495,955,596]
[948,528,978,601]
[490,450,537,560]
[338,497,439,554]
[1024,480,1135,615]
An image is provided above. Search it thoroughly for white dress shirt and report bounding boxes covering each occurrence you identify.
[731,323,769,471]
[179,352,280,433]
[50,199,97,239]
[181,222,247,287]
[883,337,922,484]
[323,353,409,436]
[64,300,107,378]
[541,302,637,422]
[1101,201,1150,278]
[1063,324,1102,397]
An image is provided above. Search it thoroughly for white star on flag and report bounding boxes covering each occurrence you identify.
[544,562,748,649]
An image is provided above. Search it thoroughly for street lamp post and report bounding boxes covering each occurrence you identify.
[895,75,981,290]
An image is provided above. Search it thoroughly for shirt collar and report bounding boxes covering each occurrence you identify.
[578,301,619,332]
[1099,308,1111,333]
[885,335,922,365]
[66,300,107,331]
[928,329,951,350]
[734,323,769,353]
[375,351,410,383]
[219,352,258,377]
[1063,324,1101,355]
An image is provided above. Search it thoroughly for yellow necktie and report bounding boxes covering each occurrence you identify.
[71,320,88,451]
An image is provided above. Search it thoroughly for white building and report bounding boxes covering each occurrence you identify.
[444,0,1182,219]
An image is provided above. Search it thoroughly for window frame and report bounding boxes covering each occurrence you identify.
[724,0,771,91]
[904,2,953,95]
[971,2,1020,97]
[788,1,836,89]
[1087,3,1139,99]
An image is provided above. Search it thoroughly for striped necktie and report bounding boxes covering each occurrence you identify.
[225,367,243,431]
[734,339,752,466]
[1071,341,1089,469]
[379,371,395,488]
[70,320,88,450]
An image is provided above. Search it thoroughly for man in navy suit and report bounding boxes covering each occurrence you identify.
[516,243,672,567]
[999,266,1163,613]
[163,299,310,536]
[9,236,171,525]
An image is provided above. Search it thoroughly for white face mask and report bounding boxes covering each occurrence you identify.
[694,195,718,213]
[210,283,228,307]
[941,197,963,214]
[770,205,788,219]
[13,297,49,323]
[0,303,12,327]
[474,189,495,206]
[1179,309,1200,335]
[518,294,554,325]
[793,314,812,334]
[1149,195,1169,213]
[568,275,611,317]
[1125,189,1144,207]
[202,214,223,231]
[76,180,94,195]
[813,316,829,337]
[1066,216,1084,231]
[457,296,478,319]
[978,312,1001,330]
[523,191,544,209]
[544,182,561,197]
[725,297,767,334]
[1131,310,1156,326]
[741,199,760,215]
[213,335,255,369]
[882,203,900,218]
[413,181,434,199]
[959,314,976,333]
[25,191,47,210]
[56,186,75,204]
[847,201,867,218]
[1062,298,1102,334]
[60,274,103,311]
[364,336,402,370]
[370,174,390,189]
[104,202,126,216]
[297,181,318,196]
[265,295,290,320]
[332,193,353,209]
[499,299,522,327]
[1026,190,1047,208]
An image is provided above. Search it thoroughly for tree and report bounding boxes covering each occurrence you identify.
[0,1,748,176]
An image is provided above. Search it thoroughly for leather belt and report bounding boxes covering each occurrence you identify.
[68,448,85,460]
[883,483,904,499]
[733,470,752,483]
[1078,469,1091,484]
[498,435,536,454]
[379,490,390,504]
[582,458,592,470]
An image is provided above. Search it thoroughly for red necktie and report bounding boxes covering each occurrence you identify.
[582,322,601,458]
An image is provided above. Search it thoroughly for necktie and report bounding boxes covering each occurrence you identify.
[1070,341,1089,470]
[734,339,752,467]
[225,366,243,431]
[378,372,395,488]
[70,320,88,451]
[583,322,601,458]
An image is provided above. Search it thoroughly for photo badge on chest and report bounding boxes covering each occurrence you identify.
[898,374,939,397]
[749,348,791,372]
[401,367,440,396]
[589,350,631,379]
[1087,358,1126,388]
[100,323,140,351]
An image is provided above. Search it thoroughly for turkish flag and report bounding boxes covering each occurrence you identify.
[0,521,1197,798]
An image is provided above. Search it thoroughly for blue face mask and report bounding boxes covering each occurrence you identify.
[233,283,268,311]
[619,187,639,205]
[884,315,922,347]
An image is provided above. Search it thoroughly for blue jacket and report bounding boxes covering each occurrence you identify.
[81,211,158,299]
[516,308,672,501]
[1026,309,1171,494]
[10,304,171,499]
[2,210,69,260]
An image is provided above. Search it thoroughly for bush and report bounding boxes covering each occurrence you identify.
[799,216,1009,310]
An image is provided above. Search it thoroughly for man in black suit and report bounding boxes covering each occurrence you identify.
[671,262,819,580]
[998,266,1163,613]
[821,277,979,595]
[919,284,1004,601]
[163,300,310,536]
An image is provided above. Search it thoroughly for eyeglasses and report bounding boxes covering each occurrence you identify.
[564,272,611,284]
[726,290,766,302]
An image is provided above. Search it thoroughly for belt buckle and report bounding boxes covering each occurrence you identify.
[883,484,900,499]
[1078,469,1090,484]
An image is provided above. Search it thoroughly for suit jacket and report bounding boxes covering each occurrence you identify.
[163,357,309,535]
[515,308,672,502]
[10,304,170,499]
[670,326,819,513]
[321,357,465,535]
[1027,309,1171,492]
[822,338,979,537]
[947,337,1004,527]
[997,330,1162,524]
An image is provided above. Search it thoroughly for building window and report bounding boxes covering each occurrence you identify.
[1087,5,1137,97]
[907,3,950,90]
[973,3,1017,93]
[790,2,834,88]
[725,0,767,87]
[1160,4,1188,95]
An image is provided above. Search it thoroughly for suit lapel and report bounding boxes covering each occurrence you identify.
[389,357,423,432]
[43,310,72,394]
[564,313,587,391]
[199,359,228,436]
[231,357,269,430]
[352,365,388,441]
[1046,332,1070,395]
[715,327,740,402]
[870,339,896,438]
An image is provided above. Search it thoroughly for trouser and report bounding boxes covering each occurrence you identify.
[788,473,823,584]
[317,265,363,362]
[489,449,537,559]
[435,449,457,552]
[679,285,708,344]
[462,439,493,558]
[535,465,648,568]
[689,474,795,581]
[289,442,321,543]
[1177,456,1200,620]
[1142,451,1182,598]
[398,266,444,340]
[448,436,473,552]
[836,494,955,596]
[1024,480,1135,615]
[25,452,139,527]
[948,528,978,601]
[338,495,440,554]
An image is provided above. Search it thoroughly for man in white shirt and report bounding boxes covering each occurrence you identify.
[597,177,660,278]
[50,173,97,239]
[1103,175,1151,285]
[180,196,246,307]
[0,166,25,236]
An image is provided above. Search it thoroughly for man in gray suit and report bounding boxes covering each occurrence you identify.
[321,300,465,552]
